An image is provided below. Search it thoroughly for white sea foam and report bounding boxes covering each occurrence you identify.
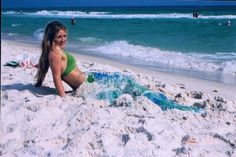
[201,15,236,19]
[7,33,17,36]
[33,28,44,41]
[4,11,17,14]
[78,37,103,44]
[11,24,22,27]
[220,61,236,75]
[87,40,236,76]
[89,12,110,15]
[3,10,236,19]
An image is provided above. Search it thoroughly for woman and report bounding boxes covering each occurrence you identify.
[35,21,85,97]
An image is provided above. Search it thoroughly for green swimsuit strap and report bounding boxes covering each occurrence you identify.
[61,51,77,78]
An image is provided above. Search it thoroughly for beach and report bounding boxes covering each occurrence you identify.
[1,39,236,157]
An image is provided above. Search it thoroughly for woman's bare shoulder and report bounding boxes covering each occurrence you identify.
[48,51,62,66]
[49,48,63,60]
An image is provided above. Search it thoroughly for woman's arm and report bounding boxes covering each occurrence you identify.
[49,51,66,97]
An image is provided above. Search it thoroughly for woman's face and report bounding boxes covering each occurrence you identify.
[54,29,67,49]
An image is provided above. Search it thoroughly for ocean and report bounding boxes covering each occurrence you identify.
[2,6,236,84]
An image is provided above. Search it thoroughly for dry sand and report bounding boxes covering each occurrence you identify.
[1,39,236,157]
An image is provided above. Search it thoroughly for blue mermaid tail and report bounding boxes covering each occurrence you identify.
[87,72,201,112]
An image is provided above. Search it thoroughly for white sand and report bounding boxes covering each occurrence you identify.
[1,39,236,157]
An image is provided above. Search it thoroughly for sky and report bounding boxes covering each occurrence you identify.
[2,0,236,8]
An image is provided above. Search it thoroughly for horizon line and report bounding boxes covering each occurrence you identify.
[3,5,236,10]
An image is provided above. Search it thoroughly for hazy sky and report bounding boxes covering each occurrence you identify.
[2,0,236,8]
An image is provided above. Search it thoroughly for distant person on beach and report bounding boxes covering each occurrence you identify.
[35,21,85,97]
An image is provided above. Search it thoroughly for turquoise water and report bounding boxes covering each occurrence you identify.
[2,7,236,84]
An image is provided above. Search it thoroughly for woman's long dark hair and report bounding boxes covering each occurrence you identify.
[35,21,67,87]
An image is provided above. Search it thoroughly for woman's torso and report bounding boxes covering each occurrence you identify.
[49,49,85,90]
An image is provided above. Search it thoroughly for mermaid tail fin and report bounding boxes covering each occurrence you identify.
[143,91,200,112]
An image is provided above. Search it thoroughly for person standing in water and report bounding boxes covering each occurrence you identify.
[71,17,76,25]
[225,20,231,26]
[193,10,200,18]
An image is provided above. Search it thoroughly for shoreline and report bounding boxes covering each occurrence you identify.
[3,37,236,85]
[79,53,236,101]
[2,39,236,101]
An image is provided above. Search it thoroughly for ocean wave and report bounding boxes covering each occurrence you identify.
[87,40,236,76]
[78,37,103,44]
[220,61,236,75]
[7,33,17,36]
[33,28,44,41]
[3,10,236,19]
[11,24,22,27]
[195,52,236,62]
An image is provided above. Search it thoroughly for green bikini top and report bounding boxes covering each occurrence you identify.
[61,51,76,78]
